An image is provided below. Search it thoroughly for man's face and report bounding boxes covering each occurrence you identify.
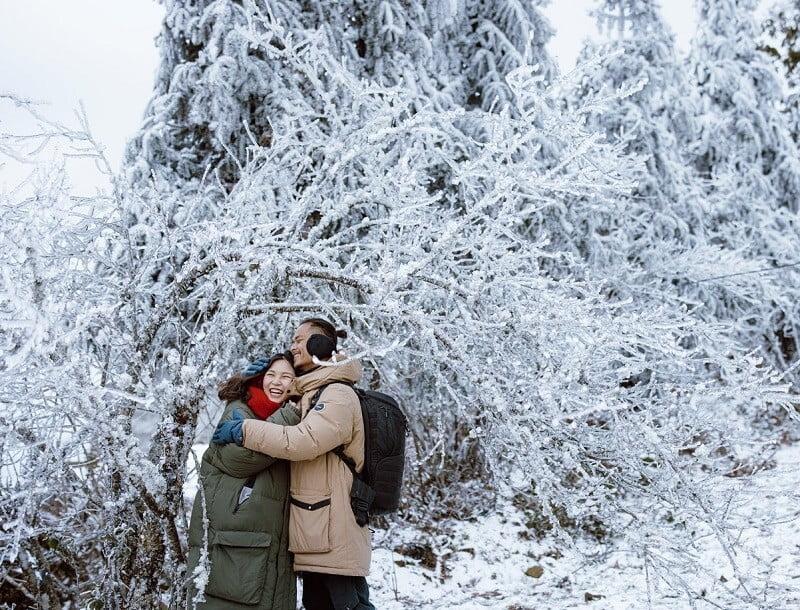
[290,322,315,373]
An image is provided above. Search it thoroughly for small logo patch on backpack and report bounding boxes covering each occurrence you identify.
[313,403,326,412]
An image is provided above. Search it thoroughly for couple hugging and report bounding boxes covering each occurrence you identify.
[187,317,375,610]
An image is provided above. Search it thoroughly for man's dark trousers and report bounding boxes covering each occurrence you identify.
[301,572,375,610]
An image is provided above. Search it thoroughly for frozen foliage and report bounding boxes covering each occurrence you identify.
[365,444,800,607]
[124,0,557,193]
[1,2,799,609]
[762,0,800,144]
[572,0,800,390]
[569,1,709,282]
[688,0,800,376]
[691,0,800,212]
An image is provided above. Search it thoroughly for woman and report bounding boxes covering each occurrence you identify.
[186,352,300,610]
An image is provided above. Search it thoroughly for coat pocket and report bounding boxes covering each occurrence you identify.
[205,530,272,605]
[288,489,332,553]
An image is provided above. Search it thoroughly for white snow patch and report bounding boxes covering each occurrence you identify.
[368,444,800,609]
[182,443,800,608]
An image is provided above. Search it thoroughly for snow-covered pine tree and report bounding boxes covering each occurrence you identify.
[688,0,800,376]
[127,0,421,192]
[563,0,786,378]
[456,0,557,110]
[124,0,558,194]
[561,3,738,355]
[566,0,707,265]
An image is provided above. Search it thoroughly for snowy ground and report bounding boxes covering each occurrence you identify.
[184,443,800,609]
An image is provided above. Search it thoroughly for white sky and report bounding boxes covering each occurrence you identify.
[0,0,773,194]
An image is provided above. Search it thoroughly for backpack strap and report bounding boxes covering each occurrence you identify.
[306,381,355,418]
[333,445,360,478]
[307,381,362,479]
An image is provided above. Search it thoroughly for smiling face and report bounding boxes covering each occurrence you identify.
[290,322,316,374]
[261,358,295,403]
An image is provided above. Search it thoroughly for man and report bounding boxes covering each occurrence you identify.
[213,318,375,610]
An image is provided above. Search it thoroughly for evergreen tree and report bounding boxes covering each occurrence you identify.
[570,0,707,267]
[554,3,800,590]
[689,0,800,373]
[459,0,557,110]
[124,0,557,194]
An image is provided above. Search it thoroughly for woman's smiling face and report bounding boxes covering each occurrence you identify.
[262,358,295,403]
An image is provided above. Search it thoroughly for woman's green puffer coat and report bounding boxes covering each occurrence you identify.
[186,400,300,609]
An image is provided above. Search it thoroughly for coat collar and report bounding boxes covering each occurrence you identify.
[293,357,362,398]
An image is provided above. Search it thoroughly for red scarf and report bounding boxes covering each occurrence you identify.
[246,378,282,420]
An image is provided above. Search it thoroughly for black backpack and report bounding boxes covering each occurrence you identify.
[310,382,407,523]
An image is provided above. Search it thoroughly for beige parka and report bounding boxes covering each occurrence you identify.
[241,358,371,577]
